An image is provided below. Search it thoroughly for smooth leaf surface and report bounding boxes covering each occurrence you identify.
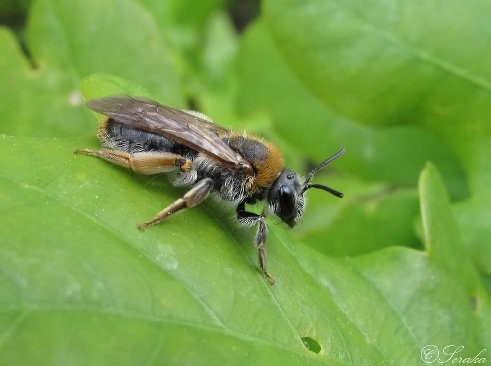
[1,1,490,364]
[27,0,182,105]
[0,138,488,365]
[236,21,468,199]
[303,188,421,257]
[263,0,491,129]
[0,0,183,138]
[235,21,468,256]
[418,164,491,352]
[263,0,491,277]
[420,164,478,290]
[0,27,92,137]
[137,0,221,53]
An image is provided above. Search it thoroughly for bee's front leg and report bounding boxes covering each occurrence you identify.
[236,201,275,285]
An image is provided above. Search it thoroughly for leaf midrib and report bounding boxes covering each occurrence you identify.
[0,171,227,325]
[0,168,338,365]
[340,3,491,92]
[272,2,491,93]
[0,303,346,365]
[360,23,491,92]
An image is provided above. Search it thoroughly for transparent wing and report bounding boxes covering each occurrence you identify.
[86,95,252,173]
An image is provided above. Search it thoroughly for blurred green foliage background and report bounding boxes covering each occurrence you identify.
[0,0,490,365]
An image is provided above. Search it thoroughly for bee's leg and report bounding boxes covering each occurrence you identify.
[75,149,192,174]
[236,201,275,285]
[138,178,213,230]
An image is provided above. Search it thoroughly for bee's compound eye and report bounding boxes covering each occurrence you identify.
[279,185,295,219]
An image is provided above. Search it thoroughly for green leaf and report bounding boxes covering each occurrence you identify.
[136,0,221,51]
[420,163,477,290]
[27,0,182,105]
[0,137,488,365]
[0,27,92,137]
[454,140,491,278]
[236,21,468,199]
[418,163,491,351]
[263,0,491,276]
[80,73,153,101]
[302,188,421,257]
[1,1,490,364]
[137,0,221,31]
[263,0,491,129]
[189,11,242,124]
[0,0,183,138]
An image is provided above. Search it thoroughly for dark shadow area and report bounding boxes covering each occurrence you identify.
[226,0,260,33]
[0,0,36,68]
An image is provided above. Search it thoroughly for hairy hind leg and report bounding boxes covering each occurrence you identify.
[75,149,192,174]
[138,178,214,230]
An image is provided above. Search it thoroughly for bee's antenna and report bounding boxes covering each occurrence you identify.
[302,147,345,197]
[303,183,344,198]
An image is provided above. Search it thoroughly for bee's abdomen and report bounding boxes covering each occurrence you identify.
[99,118,191,156]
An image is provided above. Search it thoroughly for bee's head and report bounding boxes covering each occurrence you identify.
[268,147,345,228]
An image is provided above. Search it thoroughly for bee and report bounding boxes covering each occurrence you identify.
[75,95,344,284]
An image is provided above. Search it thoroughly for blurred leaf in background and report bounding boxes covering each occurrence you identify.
[263,0,491,277]
[0,0,183,137]
[0,0,490,365]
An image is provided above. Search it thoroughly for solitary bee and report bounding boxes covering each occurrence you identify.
[76,96,344,284]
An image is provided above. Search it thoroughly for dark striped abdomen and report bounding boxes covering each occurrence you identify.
[99,119,191,156]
